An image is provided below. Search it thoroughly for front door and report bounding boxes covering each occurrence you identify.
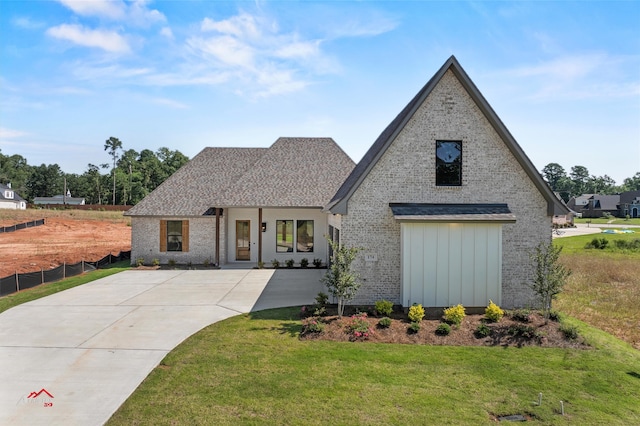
[236,220,250,261]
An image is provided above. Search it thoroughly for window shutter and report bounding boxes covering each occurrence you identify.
[160,220,167,252]
[182,220,189,252]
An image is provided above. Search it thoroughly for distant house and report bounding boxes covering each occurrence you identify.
[581,194,620,218]
[33,191,86,206]
[620,191,640,218]
[128,56,567,309]
[0,183,26,210]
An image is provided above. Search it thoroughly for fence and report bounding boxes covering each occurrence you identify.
[0,219,45,234]
[0,250,131,297]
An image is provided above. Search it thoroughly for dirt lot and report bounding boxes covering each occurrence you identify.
[0,209,131,277]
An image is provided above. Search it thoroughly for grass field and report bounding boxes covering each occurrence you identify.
[574,217,640,225]
[0,208,130,225]
[106,234,640,425]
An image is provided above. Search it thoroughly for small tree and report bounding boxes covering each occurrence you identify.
[529,241,571,319]
[321,237,361,317]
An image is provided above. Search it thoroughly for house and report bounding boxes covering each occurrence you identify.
[0,183,26,210]
[581,194,620,218]
[126,138,356,266]
[33,192,86,206]
[566,194,594,217]
[620,190,640,218]
[326,56,567,309]
[128,56,566,309]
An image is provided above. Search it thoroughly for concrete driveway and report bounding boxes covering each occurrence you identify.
[0,269,325,426]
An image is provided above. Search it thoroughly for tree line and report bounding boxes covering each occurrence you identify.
[0,137,189,206]
[541,163,640,202]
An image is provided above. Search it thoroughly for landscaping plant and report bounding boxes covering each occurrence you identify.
[529,241,571,319]
[443,304,466,326]
[484,300,504,323]
[408,304,425,322]
[374,299,394,317]
[321,238,361,317]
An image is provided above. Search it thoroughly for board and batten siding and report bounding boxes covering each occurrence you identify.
[401,222,502,307]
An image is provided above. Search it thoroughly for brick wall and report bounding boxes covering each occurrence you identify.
[339,70,551,308]
[130,216,226,266]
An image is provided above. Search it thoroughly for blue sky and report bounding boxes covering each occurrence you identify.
[1,0,639,184]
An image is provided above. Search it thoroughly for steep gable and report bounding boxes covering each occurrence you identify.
[327,55,567,217]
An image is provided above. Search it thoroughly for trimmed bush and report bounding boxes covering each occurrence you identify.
[474,323,492,338]
[377,317,392,329]
[375,300,394,317]
[435,323,451,336]
[443,304,466,326]
[484,300,504,323]
[408,304,425,322]
[560,324,579,340]
[300,258,309,268]
[408,322,421,334]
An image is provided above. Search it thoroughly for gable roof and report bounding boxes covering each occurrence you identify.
[587,194,620,211]
[0,184,25,202]
[326,55,568,217]
[126,137,355,216]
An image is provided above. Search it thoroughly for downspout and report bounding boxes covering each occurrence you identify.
[258,208,263,265]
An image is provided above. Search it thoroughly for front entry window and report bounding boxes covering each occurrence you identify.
[276,220,293,252]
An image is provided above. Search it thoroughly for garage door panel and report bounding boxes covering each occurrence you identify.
[461,226,476,306]
[435,224,450,306]
[448,224,463,306]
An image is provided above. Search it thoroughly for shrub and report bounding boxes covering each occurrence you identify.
[313,258,323,268]
[484,300,504,323]
[152,258,160,266]
[507,324,539,339]
[560,324,579,340]
[345,313,372,341]
[377,317,392,329]
[614,239,640,251]
[435,323,451,336]
[443,304,466,326]
[408,304,425,322]
[203,258,211,267]
[168,259,176,267]
[301,317,325,334]
[474,323,492,338]
[510,308,533,323]
[300,258,309,268]
[271,259,280,268]
[585,237,609,250]
[375,299,394,317]
[136,257,145,267]
[548,310,561,322]
[285,259,295,268]
[408,322,421,334]
[257,261,264,269]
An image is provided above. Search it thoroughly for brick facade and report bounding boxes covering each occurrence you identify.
[338,70,551,308]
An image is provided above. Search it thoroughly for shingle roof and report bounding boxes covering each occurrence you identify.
[389,203,516,222]
[0,184,25,202]
[589,195,620,211]
[126,138,355,216]
[326,55,569,217]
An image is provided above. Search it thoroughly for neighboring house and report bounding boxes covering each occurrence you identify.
[552,193,574,227]
[33,192,86,206]
[0,183,26,210]
[326,56,567,309]
[567,194,594,216]
[581,194,620,218]
[128,56,567,309]
[620,190,640,218]
[126,138,356,266]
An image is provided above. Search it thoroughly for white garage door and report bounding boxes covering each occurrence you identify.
[401,222,502,307]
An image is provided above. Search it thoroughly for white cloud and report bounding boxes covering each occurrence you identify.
[57,0,165,27]
[47,24,131,53]
[12,17,45,30]
[0,127,28,139]
[160,27,174,39]
[201,14,262,39]
[58,0,126,20]
[150,97,189,109]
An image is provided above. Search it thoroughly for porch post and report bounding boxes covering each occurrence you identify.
[215,207,220,266]
[258,208,263,264]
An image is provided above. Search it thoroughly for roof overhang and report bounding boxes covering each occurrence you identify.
[390,203,517,223]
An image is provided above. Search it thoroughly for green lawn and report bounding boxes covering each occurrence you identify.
[574,217,640,225]
[554,231,640,255]
[0,261,130,314]
[107,307,640,425]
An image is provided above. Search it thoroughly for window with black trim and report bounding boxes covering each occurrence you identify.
[276,220,294,252]
[436,140,462,186]
[296,220,314,252]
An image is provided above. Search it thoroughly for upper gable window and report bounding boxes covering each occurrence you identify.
[436,140,462,186]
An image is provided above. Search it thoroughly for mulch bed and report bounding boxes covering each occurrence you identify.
[300,307,590,349]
